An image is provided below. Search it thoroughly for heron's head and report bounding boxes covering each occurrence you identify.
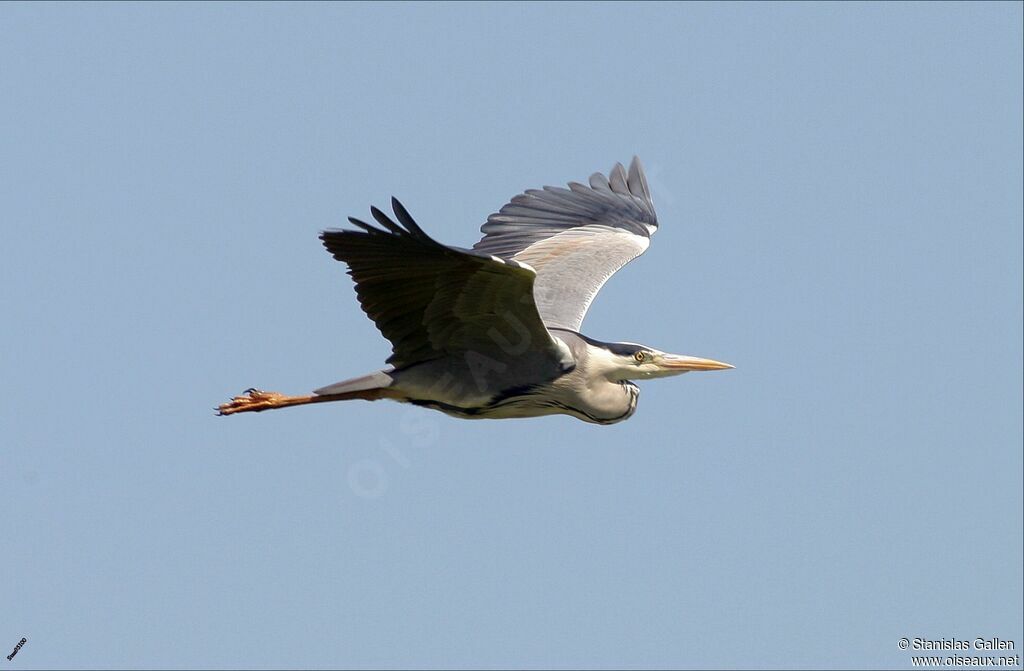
[597,341,733,382]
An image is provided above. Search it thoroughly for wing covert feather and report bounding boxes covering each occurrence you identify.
[473,156,659,330]
[321,199,565,373]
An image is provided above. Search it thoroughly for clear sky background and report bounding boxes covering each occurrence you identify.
[1,3,1021,670]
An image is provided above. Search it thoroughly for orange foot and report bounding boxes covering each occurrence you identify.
[217,388,302,415]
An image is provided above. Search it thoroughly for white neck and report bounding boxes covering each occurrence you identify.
[585,344,636,382]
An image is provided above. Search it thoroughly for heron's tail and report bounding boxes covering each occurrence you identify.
[313,369,395,397]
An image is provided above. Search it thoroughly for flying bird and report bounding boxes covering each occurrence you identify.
[218,157,732,424]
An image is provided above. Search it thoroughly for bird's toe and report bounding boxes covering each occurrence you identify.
[216,389,287,415]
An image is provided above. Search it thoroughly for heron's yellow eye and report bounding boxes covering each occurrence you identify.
[634,351,646,362]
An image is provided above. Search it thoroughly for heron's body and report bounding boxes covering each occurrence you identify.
[344,330,638,424]
[219,158,731,423]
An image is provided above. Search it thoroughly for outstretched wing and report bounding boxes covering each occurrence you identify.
[321,198,567,373]
[473,156,658,331]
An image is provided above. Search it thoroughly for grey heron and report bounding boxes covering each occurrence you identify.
[218,157,732,424]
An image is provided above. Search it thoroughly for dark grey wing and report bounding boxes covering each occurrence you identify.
[320,198,567,374]
[472,156,658,331]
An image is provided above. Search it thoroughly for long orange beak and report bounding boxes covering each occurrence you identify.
[659,354,734,371]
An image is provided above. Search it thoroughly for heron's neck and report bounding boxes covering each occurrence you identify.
[550,329,638,382]
[584,343,635,382]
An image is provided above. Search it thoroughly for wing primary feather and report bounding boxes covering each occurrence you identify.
[609,162,629,194]
[370,206,405,235]
[345,217,378,234]
[391,197,428,240]
[588,172,611,190]
[627,156,651,201]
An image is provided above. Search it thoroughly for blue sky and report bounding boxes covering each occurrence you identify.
[1,2,1021,669]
